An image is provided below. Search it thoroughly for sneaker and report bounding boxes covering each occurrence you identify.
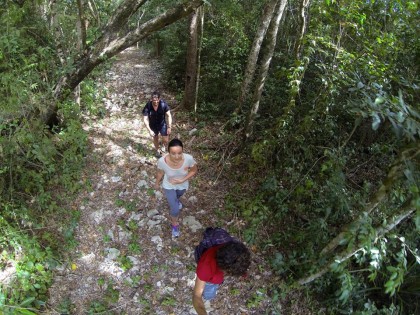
[178,200,183,210]
[171,225,180,238]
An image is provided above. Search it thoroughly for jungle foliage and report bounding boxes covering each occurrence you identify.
[0,2,101,313]
[0,0,419,314]
[160,0,420,313]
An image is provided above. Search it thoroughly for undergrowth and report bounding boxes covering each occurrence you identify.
[0,94,97,313]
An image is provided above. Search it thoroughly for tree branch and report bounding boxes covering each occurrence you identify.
[47,0,204,125]
[297,199,416,285]
[320,142,420,256]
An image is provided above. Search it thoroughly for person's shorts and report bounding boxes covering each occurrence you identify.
[202,282,219,300]
[151,124,168,136]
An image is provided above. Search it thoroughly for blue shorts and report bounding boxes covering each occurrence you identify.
[202,282,220,301]
[151,124,168,136]
[163,188,186,217]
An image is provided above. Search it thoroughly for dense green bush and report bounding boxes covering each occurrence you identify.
[0,105,87,312]
[0,3,93,311]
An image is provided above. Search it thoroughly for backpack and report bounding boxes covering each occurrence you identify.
[194,227,237,262]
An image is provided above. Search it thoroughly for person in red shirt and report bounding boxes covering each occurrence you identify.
[193,241,251,315]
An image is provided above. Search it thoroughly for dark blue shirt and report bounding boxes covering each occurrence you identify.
[142,100,170,129]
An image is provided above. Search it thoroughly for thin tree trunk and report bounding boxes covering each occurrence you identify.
[183,7,200,110]
[274,0,311,132]
[87,0,100,25]
[76,0,87,51]
[243,0,288,141]
[49,0,66,65]
[294,0,311,59]
[194,6,204,116]
[235,0,279,114]
[136,10,145,48]
[75,0,87,106]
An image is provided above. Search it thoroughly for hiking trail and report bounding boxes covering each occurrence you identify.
[47,47,274,315]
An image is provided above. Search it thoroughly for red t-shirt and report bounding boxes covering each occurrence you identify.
[196,245,224,284]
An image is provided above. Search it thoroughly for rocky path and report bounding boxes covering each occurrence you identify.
[46,47,274,315]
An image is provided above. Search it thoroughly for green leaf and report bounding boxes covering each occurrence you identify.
[338,289,350,302]
[374,96,385,105]
[396,111,405,123]
[384,279,396,295]
[17,309,38,315]
[372,114,381,130]
[19,297,35,307]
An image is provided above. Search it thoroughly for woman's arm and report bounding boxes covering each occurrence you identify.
[155,169,164,190]
[185,164,198,180]
[192,277,207,315]
[170,163,198,185]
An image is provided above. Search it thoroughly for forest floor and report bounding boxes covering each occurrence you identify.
[45,47,286,315]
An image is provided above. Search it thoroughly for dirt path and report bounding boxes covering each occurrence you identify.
[46,47,274,315]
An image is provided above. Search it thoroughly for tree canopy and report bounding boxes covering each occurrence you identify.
[1,0,419,313]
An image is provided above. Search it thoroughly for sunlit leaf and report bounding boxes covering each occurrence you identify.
[372,114,381,130]
[374,96,385,105]
[19,297,35,307]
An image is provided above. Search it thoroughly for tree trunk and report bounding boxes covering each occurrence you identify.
[49,0,66,66]
[194,6,204,116]
[235,0,279,114]
[44,0,205,125]
[243,0,288,141]
[76,0,87,51]
[274,0,312,133]
[87,0,100,25]
[294,0,311,59]
[183,8,200,110]
[75,0,87,107]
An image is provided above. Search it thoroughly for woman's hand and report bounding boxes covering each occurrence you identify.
[169,177,184,185]
[155,170,164,190]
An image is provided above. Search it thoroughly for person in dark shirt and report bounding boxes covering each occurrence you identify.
[142,91,173,156]
[193,241,251,314]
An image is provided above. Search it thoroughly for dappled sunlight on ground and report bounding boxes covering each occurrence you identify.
[46,47,276,314]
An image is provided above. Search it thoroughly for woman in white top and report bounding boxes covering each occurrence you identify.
[154,138,198,237]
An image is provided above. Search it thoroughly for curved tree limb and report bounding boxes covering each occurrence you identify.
[46,0,205,125]
[297,199,416,286]
[320,142,420,256]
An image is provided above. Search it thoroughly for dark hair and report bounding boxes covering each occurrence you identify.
[168,138,183,151]
[216,241,251,276]
[152,91,160,98]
